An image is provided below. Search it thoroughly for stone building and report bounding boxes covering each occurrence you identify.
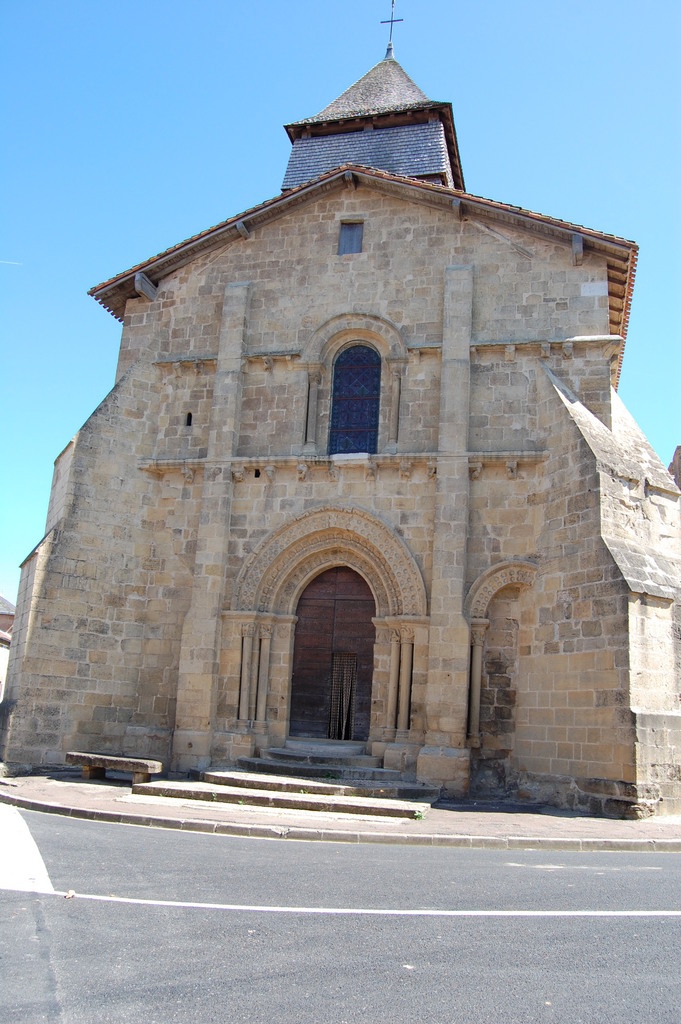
[0,596,14,702]
[2,49,680,815]
[669,446,681,490]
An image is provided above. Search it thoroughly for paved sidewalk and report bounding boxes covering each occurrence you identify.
[2,771,681,851]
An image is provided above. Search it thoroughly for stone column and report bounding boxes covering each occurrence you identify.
[386,629,401,730]
[467,619,489,746]
[264,614,298,748]
[238,623,256,722]
[397,626,414,732]
[387,366,402,452]
[255,624,272,723]
[248,629,261,720]
[304,368,321,453]
[417,265,474,796]
[171,281,251,772]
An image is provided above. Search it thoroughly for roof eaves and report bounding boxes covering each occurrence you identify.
[88,173,351,321]
[451,187,637,380]
[89,165,636,374]
[286,99,445,132]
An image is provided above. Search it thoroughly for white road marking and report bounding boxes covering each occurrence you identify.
[46,891,681,917]
[0,805,54,894]
[0,806,673,917]
[505,862,662,872]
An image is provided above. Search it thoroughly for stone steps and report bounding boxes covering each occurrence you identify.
[235,738,439,795]
[205,769,440,803]
[236,755,407,784]
[132,776,431,819]
[261,746,383,768]
[134,738,440,817]
[282,738,367,756]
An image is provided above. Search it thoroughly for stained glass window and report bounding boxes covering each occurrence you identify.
[329,345,381,455]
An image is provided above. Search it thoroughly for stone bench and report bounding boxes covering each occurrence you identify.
[65,752,163,786]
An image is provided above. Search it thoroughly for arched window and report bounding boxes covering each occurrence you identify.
[329,345,381,455]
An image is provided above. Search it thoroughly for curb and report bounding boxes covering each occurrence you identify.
[3,789,681,852]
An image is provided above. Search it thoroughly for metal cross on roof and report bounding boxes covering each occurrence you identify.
[381,0,403,44]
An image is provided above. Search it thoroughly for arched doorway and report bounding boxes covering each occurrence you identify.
[289,567,376,740]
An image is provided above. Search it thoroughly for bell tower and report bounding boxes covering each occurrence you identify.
[282,47,464,191]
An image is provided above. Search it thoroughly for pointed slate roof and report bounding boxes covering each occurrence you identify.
[284,51,464,191]
[292,51,431,124]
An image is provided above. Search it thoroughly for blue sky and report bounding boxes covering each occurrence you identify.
[1,0,679,604]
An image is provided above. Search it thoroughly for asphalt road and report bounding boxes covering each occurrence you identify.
[2,806,680,1023]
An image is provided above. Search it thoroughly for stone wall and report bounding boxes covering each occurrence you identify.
[45,439,75,534]
[2,363,198,765]
[2,179,679,815]
[118,187,611,404]
[471,585,521,796]
[635,712,681,813]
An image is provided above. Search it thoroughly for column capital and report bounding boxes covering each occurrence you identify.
[470,618,489,646]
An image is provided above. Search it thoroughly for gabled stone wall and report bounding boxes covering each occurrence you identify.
[2,181,679,815]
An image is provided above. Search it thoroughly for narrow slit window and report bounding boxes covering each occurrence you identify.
[338,221,363,255]
[185,412,193,426]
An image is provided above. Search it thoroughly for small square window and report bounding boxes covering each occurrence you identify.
[338,221,363,255]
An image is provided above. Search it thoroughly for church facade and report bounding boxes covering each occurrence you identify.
[3,51,680,816]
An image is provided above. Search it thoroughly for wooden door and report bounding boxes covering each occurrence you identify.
[289,567,375,740]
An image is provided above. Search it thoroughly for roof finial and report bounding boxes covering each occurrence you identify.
[381,0,403,58]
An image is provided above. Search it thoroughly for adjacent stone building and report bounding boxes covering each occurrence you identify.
[0,596,14,702]
[3,49,680,815]
[669,446,681,490]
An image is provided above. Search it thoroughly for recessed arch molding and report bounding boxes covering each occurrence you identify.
[464,560,538,621]
[464,559,537,746]
[231,505,427,618]
[302,313,408,365]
